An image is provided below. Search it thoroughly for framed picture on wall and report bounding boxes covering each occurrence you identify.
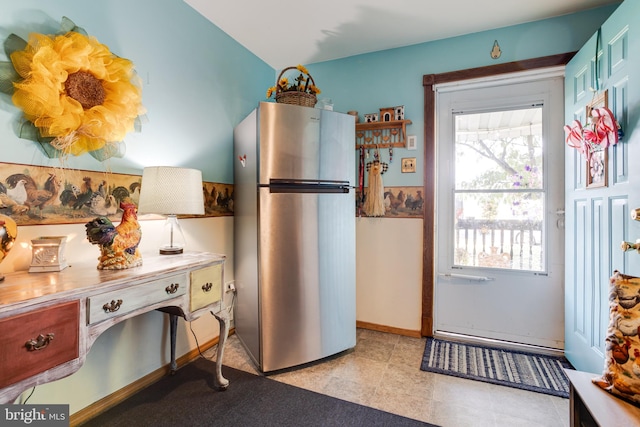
[586,90,608,189]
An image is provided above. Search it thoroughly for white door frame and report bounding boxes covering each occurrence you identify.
[421,54,575,338]
[433,68,566,349]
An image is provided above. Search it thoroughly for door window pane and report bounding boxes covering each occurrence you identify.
[453,107,544,271]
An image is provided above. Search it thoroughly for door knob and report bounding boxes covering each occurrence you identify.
[621,239,640,252]
[632,208,640,221]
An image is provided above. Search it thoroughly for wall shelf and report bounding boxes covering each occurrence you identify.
[355,120,412,149]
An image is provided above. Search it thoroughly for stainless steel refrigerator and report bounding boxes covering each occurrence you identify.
[233,102,356,373]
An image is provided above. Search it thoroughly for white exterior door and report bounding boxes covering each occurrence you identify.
[564,1,638,373]
[435,71,566,349]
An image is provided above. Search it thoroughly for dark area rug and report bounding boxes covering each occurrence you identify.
[421,337,573,398]
[83,358,438,427]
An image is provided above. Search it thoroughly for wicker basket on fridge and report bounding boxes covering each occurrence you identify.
[275,66,317,107]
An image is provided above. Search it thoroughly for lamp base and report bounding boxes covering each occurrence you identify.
[160,247,184,255]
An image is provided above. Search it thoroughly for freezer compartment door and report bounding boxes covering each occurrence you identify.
[257,102,355,185]
[258,188,356,372]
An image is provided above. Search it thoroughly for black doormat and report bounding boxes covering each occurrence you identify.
[83,358,438,426]
[421,337,573,398]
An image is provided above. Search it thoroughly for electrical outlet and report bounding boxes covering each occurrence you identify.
[226,282,236,293]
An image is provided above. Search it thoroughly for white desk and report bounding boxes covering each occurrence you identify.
[0,251,228,404]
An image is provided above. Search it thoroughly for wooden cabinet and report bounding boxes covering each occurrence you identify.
[566,369,640,427]
[0,301,79,389]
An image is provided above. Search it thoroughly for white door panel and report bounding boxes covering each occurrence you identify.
[435,74,565,349]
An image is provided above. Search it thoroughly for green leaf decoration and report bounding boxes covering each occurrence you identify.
[0,62,19,94]
[59,16,75,32]
[4,33,26,58]
[36,141,63,159]
[17,120,60,159]
[59,16,87,36]
[89,141,126,161]
[17,120,41,141]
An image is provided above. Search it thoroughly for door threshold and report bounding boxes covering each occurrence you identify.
[433,331,565,358]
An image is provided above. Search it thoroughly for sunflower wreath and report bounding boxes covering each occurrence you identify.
[0,17,145,161]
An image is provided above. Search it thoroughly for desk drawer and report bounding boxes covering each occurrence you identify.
[0,301,79,389]
[88,274,187,325]
[190,264,223,311]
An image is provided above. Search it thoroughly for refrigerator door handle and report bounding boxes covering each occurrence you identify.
[265,179,352,194]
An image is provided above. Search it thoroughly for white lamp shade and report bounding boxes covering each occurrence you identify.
[137,167,205,215]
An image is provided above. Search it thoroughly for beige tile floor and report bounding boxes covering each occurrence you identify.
[207,329,570,427]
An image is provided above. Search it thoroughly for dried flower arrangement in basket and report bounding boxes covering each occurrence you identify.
[266,65,321,107]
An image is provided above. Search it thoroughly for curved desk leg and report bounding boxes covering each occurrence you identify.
[169,314,178,375]
[211,310,230,390]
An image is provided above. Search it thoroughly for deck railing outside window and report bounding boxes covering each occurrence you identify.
[454,218,543,271]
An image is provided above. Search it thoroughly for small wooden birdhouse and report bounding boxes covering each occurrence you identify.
[379,107,394,122]
[394,105,405,121]
[364,113,378,123]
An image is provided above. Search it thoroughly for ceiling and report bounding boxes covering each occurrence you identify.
[184,0,620,69]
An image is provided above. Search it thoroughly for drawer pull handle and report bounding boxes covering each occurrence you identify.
[25,333,55,351]
[166,283,180,294]
[103,299,123,313]
[202,282,213,292]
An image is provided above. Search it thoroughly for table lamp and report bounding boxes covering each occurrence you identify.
[137,166,205,255]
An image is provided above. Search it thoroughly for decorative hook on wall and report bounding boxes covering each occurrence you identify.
[490,40,501,59]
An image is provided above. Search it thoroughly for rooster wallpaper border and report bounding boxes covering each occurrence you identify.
[356,186,424,219]
[0,162,234,226]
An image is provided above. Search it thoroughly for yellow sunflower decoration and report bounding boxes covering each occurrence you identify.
[0,17,144,161]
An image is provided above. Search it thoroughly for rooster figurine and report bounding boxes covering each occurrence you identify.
[85,201,142,270]
[0,214,17,281]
